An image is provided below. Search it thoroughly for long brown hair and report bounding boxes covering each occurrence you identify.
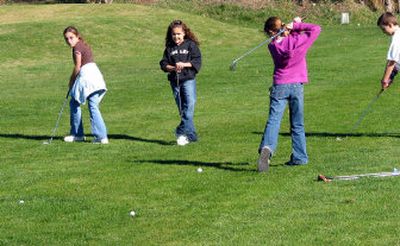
[164,20,200,47]
[63,26,87,45]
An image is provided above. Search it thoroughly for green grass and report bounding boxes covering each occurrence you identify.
[1,4,400,245]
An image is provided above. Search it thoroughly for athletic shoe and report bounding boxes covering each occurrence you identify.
[258,147,271,172]
[284,161,307,166]
[92,138,109,144]
[64,135,85,142]
[176,135,189,146]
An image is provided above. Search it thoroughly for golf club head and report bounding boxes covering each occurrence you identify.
[43,137,53,145]
[229,61,237,71]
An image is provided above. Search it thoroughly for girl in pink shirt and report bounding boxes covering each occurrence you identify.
[258,17,321,172]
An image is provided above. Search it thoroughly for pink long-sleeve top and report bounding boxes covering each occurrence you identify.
[268,22,321,84]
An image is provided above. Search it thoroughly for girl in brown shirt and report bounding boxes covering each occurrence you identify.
[63,26,109,144]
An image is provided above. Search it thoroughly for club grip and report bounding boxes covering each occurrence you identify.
[65,88,71,99]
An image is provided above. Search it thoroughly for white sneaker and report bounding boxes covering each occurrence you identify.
[93,138,109,144]
[177,135,189,146]
[64,135,85,143]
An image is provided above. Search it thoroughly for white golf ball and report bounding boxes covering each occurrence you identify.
[129,210,136,217]
[197,167,203,173]
[18,200,24,204]
[336,137,342,141]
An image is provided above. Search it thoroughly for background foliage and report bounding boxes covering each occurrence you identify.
[0,0,396,21]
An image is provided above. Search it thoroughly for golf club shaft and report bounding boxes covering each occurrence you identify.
[352,69,398,131]
[47,88,71,143]
[351,89,384,131]
[176,72,182,117]
[230,28,285,69]
[320,171,398,182]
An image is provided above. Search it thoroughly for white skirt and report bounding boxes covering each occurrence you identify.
[71,63,107,104]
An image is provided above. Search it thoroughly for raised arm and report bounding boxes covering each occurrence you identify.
[291,22,321,50]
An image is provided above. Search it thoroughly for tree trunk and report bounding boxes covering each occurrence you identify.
[384,0,394,12]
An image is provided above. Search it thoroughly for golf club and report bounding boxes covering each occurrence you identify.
[43,89,70,145]
[351,69,398,131]
[176,72,182,117]
[229,28,285,71]
[318,169,400,182]
[351,89,384,132]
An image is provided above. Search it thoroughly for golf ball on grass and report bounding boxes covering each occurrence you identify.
[18,200,24,204]
[129,210,136,217]
[336,137,342,141]
[197,167,203,173]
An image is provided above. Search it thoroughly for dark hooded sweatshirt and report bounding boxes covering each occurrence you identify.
[160,39,201,83]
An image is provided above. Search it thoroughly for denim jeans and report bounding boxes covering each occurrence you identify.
[259,83,308,164]
[69,90,108,140]
[170,79,197,141]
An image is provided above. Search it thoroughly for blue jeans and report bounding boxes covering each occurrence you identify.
[69,90,108,140]
[170,79,197,141]
[259,83,308,164]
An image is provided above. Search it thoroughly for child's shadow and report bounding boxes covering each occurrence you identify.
[0,133,175,146]
[108,134,174,145]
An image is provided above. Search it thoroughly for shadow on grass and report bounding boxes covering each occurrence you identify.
[0,133,50,140]
[252,131,400,138]
[0,133,175,145]
[108,134,174,146]
[134,159,255,172]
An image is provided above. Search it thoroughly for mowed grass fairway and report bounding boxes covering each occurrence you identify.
[1,4,400,245]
